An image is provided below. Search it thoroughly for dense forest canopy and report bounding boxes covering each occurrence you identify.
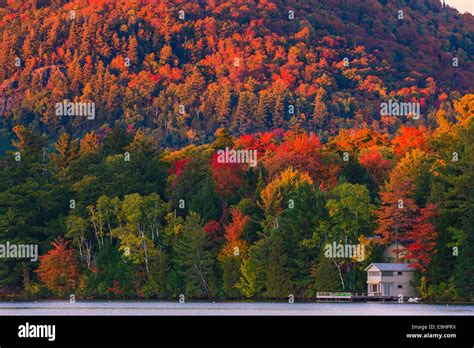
[0,0,473,146]
[0,0,472,301]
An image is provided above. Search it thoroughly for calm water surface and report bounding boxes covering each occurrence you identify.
[0,301,473,316]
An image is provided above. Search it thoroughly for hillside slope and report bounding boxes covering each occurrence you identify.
[0,0,472,145]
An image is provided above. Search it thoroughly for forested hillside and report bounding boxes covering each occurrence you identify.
[0,0,473,301]
[0,0,473,145]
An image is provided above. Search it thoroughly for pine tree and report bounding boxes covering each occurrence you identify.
[222,257,241,298]
[312,88,328,131]
[232,91,257,134]
[211,127,234,151]
[96,24,112,58]
[446,120,474,300]
[159,44,173,65]
[80,19,93,58]
[189,176,221,221]
[428,214,457,285]
[279,184,329,293]
[186,66,205,94]
[46,19,60,50]
[216,87,232,127]
[314,247,344,292]
[237,256,260,298]
[66,20,80,51]
[68,54,83,95]
[256,91,272,129]
[0,127,61,294]
[451,225,474,301]
[272,94,285,128]
[127,36,139,66]
[265,232,293,298]
[0,31,16,81]
[173,212,216,298]
[21,30,35,58]
[91,60,105,107]
[52,133,78,173]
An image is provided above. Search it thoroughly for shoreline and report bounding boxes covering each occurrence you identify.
[1,299,473,305]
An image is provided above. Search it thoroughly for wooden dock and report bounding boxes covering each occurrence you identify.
[316,292,395,302]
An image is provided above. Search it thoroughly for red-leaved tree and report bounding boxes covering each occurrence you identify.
[359,148,392,186]
[405,204,438,273]
[204,220,223,241]
[210,153,245,198]
[36,238,78,297]
[262,131,340,188]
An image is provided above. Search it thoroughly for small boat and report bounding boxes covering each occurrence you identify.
[408,297,422,303]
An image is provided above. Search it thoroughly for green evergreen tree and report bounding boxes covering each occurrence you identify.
[189,176,221,222]
[278,184,328,295]
[221,257,241,298]
[447,121,474,300]
[0,127,64,294]
[86,243,135,298]
[314,248,344,292]
[173,212,216,298]
[264,232,293,298]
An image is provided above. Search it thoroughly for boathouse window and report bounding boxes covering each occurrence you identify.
[381,271,393,276]
[369,271,380,277]
[397,285,403,288]
[397,272,402,275]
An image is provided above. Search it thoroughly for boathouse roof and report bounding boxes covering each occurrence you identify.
[364,263,415,272]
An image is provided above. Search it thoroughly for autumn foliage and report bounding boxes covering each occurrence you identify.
[359,148,392,186]
[0,0,473,301]
[405,204,438,273]
[36,238,78,297]
[210,152,245,198]
[392,126,427,156]
[219,208,249,260]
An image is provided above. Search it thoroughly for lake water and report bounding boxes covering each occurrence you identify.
[0,301,473,316]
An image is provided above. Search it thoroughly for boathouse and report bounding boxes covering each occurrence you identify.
[365,263,416,298]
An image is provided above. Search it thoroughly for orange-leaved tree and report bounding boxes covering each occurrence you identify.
[219,208,249,261]
[392,126,427,156]
[36,238,78,297]
[375,171,418,262]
